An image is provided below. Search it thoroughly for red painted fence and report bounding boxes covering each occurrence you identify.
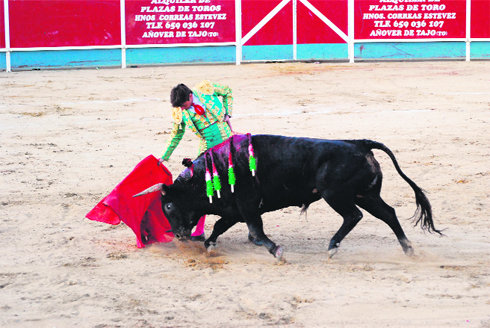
[0,0,489,70]
[1,0,488,49]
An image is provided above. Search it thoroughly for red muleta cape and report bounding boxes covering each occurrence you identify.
[86,155,174,248]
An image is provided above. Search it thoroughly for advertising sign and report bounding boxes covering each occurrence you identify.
[356,0,466,39]
[125,0,235,45]
[8,0,121,48]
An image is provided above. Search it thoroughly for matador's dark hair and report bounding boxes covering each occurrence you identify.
[170,83,192,107]
[182,158,193,168]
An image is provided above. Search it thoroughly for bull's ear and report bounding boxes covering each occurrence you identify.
[161,184,170,196]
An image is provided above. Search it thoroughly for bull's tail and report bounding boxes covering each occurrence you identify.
[359,140,442,235]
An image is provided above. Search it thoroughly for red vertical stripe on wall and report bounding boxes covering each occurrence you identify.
[0,0,5,48]
[471,0,490,38]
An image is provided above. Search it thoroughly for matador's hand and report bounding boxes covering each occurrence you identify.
[224,115,233,132]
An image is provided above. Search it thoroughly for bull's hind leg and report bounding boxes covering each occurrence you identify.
[355,194,414,256]
[323,195,363,258]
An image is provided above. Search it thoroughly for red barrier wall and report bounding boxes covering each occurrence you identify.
[125,0,235,45]
[3,0,489,48]
[1,0,489,63]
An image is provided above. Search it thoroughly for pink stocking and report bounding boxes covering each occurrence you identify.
[191,215,206,236]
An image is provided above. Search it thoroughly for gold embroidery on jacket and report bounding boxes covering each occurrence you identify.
[195,80,213,95]
[172,107,183,124]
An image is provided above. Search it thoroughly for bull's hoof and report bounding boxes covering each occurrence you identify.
[190,233,205,242]
[404,246,415,257]
[206,241,217,253]
[328,248,338,259]
[273,245,284,260]
[401,239,414,257]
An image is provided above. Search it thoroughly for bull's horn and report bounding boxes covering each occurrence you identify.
[133,183,164,197]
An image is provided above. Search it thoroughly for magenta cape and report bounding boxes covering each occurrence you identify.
[86,155,174,248]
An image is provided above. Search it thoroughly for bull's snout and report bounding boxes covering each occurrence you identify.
[173,227,191,241]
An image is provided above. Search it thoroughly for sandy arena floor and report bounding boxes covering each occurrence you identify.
[1,61,489,327]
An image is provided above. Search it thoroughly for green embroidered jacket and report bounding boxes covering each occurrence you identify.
[161,81,234,160]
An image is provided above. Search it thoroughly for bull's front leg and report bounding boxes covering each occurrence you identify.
[246,219,283,260]
[204,217,237,251]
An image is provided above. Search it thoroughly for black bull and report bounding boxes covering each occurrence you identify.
[136,134,441,259]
